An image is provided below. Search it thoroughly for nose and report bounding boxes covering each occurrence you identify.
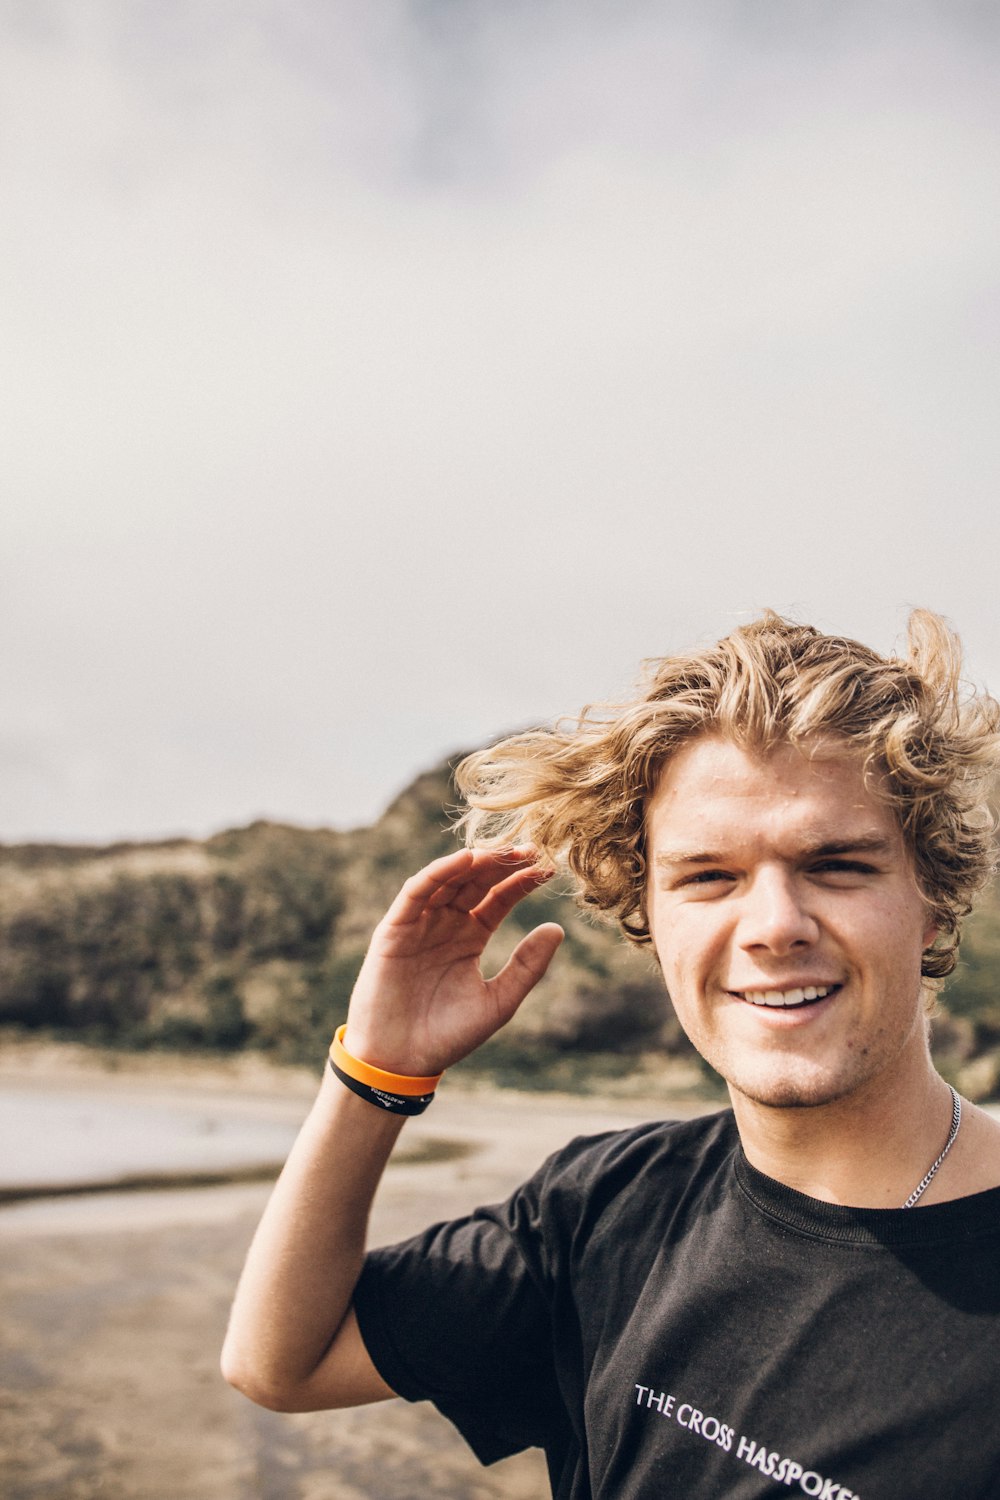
[736,866,819,955]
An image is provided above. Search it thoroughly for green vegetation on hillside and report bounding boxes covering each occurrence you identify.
[1,755,998,1099]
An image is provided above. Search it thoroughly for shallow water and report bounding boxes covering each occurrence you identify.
[0,1086,302,1189]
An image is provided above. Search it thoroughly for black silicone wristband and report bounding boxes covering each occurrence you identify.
[329,1058,436,1115]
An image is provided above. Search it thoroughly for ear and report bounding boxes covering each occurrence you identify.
[921,918,938,952]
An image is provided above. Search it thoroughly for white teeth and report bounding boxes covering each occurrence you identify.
[740,985,834,1008]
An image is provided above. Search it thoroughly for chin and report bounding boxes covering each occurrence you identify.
[720,1061,868,1111]
[730,1081,846,1111]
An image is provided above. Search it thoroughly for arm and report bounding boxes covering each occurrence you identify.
[220,846,564,1412]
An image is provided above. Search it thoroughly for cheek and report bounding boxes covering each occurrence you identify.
[863,892,930,959]
[650,904,724,989]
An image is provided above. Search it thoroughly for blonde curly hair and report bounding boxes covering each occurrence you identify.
[456,611,1000,980]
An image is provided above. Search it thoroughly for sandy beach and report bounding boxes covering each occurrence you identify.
[0,1041,714,1500]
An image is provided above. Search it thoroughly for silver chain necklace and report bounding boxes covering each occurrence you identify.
[901,1086,962,1209]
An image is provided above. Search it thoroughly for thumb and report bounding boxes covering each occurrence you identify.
[488,923,565,1022]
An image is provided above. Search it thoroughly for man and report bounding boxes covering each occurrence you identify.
[222,611,1000,1499]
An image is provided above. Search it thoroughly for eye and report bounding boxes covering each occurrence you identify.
[681,869,735,887]
[811,859,878,879]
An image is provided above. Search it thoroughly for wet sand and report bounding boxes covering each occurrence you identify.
[0,1043,713,1499]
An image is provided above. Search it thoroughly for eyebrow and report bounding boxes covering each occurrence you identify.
[653,835,896,869]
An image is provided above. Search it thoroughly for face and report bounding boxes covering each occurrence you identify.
[645,735,937,1111]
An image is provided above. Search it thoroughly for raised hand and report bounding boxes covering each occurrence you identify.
[344,847,565,1076]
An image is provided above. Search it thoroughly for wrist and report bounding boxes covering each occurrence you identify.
[342,1017,444,1079]
[329,1024,443,1117]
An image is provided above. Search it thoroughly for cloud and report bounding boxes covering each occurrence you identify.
[2,1,999,839]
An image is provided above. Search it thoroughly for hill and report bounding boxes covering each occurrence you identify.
[1,755,998,1098]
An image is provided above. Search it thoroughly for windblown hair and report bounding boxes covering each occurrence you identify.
[456,611,1000,979]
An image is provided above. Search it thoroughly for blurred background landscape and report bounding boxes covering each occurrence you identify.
[2,747,999,1102]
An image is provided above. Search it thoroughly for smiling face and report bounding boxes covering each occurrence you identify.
[646,735,938,1112]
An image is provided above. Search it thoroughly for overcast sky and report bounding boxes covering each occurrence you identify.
[3,0,999,844]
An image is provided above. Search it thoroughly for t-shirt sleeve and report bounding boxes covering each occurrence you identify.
[352,1124,669,1466]
[353,1163,571,1465]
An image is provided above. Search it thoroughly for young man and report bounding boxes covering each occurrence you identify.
[223,611,1000,1499]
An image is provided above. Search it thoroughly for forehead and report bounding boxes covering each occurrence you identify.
[646,735,900,852]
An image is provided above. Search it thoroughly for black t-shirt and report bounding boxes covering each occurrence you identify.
[354,1111,1000,1499]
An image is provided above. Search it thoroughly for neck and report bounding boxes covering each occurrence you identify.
[730,1059,956,1209]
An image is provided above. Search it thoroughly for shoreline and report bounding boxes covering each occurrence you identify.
[0,1036,715,1229]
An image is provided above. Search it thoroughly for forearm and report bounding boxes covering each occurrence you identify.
[221,1065,404,1407]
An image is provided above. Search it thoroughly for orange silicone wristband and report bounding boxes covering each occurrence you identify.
[330,1024,443,1097]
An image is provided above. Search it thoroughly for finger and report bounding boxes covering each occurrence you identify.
[382,849,477,925]
[470,865,555,934]
[383,847,541,928]
[414,845,538,914]
[487,923,565,1022]
[442,849,545,915]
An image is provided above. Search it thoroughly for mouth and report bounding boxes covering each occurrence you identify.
[730,983,843,1010]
